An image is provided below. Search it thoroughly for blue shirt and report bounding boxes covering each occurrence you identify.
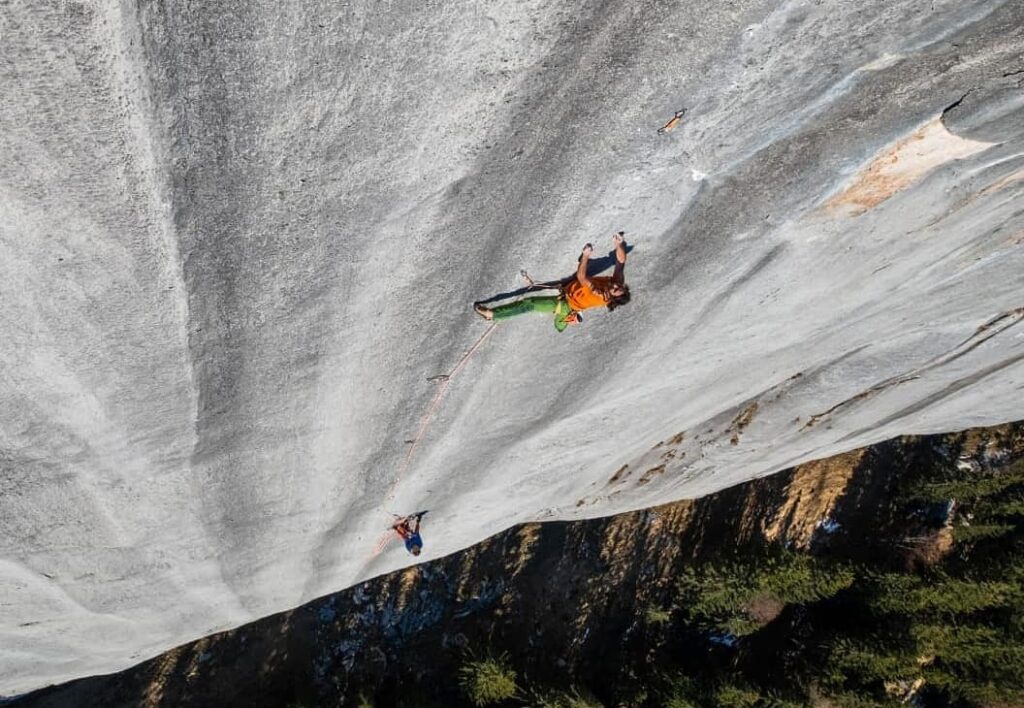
[404,532,423,552]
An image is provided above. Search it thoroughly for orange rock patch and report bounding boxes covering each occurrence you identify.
[824,116,992,215]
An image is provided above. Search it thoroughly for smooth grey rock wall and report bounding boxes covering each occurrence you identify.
[1,0,1022,693]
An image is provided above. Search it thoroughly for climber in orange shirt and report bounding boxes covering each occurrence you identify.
[474,232,631,330]
[564,232,631,313]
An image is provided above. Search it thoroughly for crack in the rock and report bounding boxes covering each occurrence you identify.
[943,90,972,113]
[940,89,975,124]
[804,308,1024,429]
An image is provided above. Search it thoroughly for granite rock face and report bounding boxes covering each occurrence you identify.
[1,0,1023,693]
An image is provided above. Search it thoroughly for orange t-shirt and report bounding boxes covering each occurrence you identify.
[564,276,615,311]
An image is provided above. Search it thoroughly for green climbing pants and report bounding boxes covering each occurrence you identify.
[490,296,560,319]
[491,296,574,332]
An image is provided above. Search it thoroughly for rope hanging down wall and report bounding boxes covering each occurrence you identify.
[371,323,498,556]
[384,322,499,502]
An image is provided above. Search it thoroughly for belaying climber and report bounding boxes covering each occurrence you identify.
[474,232,630,331]
[393,511,426,556]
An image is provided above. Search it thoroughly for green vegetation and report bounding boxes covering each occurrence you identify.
[523,686,602,708]
[676,548,855,635]
[952,521,1015,542]
[658,458,1024,707]
[644,605,673,626]
[440,457,1024,707]
[458,655,518,706]
[914,462,1024,503]
[656,672,804,708]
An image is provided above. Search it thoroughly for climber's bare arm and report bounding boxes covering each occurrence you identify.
[576,243,593,288]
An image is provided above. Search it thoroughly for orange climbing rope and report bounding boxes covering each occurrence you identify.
[384,322,498,502]
[369,323,498,558]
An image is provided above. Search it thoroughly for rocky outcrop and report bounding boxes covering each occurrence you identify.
[12,423,1024,707]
